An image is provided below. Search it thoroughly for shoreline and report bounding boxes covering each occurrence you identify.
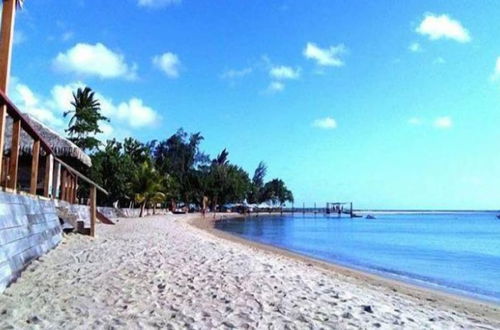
[1,214,499,328]
[189,214,500,321]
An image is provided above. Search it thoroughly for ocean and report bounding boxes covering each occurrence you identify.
[215,212,500,303]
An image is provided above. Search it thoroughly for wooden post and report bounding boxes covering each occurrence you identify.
[60,169,66,201]
[90,185,96,237]
[70,175,76,203]
[0,0,17,182]
[74,176,78,204]
[350,202,353,218]
[29,140,40,195]
[52,161,61,198]
[67,174,73,203]
[43,154,53,197]
[7,118,20,190]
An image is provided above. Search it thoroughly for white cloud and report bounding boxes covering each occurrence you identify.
[492,57,500,81]
[152,52,181,78]
[221,67,253,79]
[313,117,337,129]
[53,43,137,80]
[408,117,423,125]
[408,42,422,52]
[269,65,300,80]
[10,81,66,128]
[116,98,159,128]
[416,13,471,43]
[138,0,180,8]
[267,81,285,93]
[433,116,452,129]
[9,78,159,140]
[303,42,347,67]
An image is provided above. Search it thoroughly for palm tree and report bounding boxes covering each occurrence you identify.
[64,87,108,152]
[130,161,165,217]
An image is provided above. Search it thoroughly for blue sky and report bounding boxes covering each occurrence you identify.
[8,0,500,209]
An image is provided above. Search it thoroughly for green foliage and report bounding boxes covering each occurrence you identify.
[248,161,267,203]
[64,87,109,152]
[129,161,165,217]
[88,139,136,206]
[62,85,294,211]
[261,179,294,206]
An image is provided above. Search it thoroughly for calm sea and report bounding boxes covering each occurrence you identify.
[215,212,500,303]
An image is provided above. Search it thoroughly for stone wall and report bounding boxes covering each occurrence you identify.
[0,192,62,293]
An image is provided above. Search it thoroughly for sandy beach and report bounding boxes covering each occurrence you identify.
[0,214,499,329]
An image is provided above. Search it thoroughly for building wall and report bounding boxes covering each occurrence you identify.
[0,192,62,292]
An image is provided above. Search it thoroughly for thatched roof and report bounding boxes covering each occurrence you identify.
[4,114,92,167]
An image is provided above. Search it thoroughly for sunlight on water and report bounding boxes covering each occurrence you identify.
[215,212,500,303]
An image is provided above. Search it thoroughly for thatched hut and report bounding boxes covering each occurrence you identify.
[2,114,91,195]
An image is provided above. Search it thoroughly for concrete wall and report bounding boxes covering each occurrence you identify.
[0,192,62,292]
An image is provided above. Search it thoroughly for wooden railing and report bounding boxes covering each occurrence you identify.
[0,89,108,236]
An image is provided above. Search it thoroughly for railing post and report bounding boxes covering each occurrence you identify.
[0,0,17,183]
[70,175,75,203]
[60,168,67,201]
[52,160,61,198]
[29,139,40,195]
[90,185,96,237]
[7,118,20,190]
[43,154,53,197]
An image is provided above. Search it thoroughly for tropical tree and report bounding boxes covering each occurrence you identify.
[88,139,136,206]
[248,161,267,203]
[129,161,165,217]
[64,87,109,152]
[153,129,208,204]
[261,179,294,206]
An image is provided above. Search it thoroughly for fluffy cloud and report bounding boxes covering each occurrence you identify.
[267,81,285,93]
[416,13,471,43]
[408,42,422,52]
[11,81,66,128]
[53,43,137,80]
[9,78,159,139]
[269,65,300,80]
[115,98,159,128]
[138,0,180,8]
[433,116,452,129]
[153,52,181,78]
[313,117,337,129]
[303,42,347,67]
[492,57,500,80]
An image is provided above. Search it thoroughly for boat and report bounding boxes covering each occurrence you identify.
[366,215,376,220]
[496,215,500,219]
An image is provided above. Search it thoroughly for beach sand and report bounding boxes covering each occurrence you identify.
[0,214,499,329]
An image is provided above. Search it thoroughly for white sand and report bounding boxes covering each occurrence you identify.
[0,214,499,329]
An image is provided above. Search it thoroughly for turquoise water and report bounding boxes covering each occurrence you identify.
[215,212,500,303]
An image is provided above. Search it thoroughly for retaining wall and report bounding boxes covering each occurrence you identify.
[1,195,163,293]
[0,192,62,292]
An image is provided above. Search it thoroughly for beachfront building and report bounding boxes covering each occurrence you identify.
[2,114,92,201]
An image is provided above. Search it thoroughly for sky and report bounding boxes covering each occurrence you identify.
[7,0,500,210]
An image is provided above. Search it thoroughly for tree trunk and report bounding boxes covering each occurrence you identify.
[140,202,146,217]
